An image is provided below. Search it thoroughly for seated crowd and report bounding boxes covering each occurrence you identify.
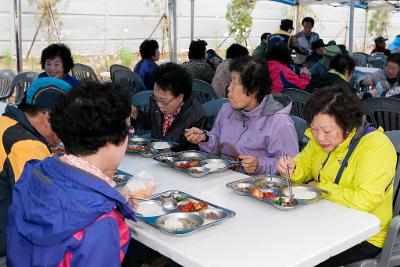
[1,16,400,267]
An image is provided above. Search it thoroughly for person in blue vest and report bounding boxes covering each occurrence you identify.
[267,19,294,52]
[38,43,80,87]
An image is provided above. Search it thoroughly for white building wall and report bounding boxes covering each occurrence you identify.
[0,0,399,57]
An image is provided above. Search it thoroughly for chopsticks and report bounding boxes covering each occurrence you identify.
[282,152,293,201]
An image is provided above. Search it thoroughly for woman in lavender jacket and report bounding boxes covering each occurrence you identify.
[185,56,299,174]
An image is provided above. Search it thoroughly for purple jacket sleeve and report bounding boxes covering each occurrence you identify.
[198,104,227,154]
[70,217,123,267]
[256,115,299,175]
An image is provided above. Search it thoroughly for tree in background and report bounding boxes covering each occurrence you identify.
[28,0,67,43]
[368,10,390,38]
[226,0,255,45]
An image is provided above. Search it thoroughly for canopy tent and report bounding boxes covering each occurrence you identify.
[12,0,399,70]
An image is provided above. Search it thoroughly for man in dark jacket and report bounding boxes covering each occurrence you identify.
[131,63,207,151]
[0,77,71,256]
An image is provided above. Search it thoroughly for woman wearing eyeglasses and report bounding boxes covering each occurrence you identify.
[276,85,396,266]
[130,63,207,151]
[185,56,298,174]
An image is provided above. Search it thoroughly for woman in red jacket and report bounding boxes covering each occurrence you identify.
[266,45,311,93]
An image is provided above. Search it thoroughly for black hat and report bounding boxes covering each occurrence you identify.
[374,36,388,45]
[280,19,294,31]
[311,39,325,50]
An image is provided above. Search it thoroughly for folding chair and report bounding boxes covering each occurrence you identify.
[201,98,229,130]
[290,115,309,150]
[0,69,15,101]
[132,90,153,112]
[9,72,38,105]
[192,79,218,105]
[71,63,99,82]
[113,69,145,99]
[110,64,131,82]
[363,97,400,131]
[352,52,369,67]
[282,88,311,119]
[368,55,387,69]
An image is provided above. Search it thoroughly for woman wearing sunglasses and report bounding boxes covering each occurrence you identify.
[130,63,207,151]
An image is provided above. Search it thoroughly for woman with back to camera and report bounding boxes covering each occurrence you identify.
[39,43,79,87]
[266,45,310,93]
[133,39,160,91]
[7,81,136,266]
[276,85,396,266]
[185,56,298,174]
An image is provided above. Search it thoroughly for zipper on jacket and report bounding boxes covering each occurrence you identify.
[317,152,332,182]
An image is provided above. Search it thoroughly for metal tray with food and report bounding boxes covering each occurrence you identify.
[112,169,134,186]
[226,175,325,210]
[153,151,239,177]
[127,136,178,158]
[133,190,236,236]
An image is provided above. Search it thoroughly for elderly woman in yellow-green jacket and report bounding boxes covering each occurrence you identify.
[277,85,397,267]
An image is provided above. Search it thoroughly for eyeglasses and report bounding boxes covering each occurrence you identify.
[151,94,176,106]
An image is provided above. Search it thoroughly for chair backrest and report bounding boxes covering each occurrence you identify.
[192,79,218,105]
[132,90,153,112]
[72,63,99,82]
[113,69,145,98]
[352,52,369,67]
[282,88,311,119]
[290,115,309,149]
[363,97,400,131]
[201,98,229,130]
[368,55,387,69]
[110,64,131,82]
[385,131,400,209]
[9,72,38,105]
[0,69,15,100]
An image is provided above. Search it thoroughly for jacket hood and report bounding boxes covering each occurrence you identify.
[232,94,292,121]
[9,156,134,246]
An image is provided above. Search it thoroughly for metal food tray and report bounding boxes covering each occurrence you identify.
[126,136,178,158]
[153,150,239,177]
[113,169,134,186]
[226,175,325,210]
[134,190,236,236]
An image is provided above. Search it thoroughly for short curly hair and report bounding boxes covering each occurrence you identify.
[40,43,75,74]
[229,56,272,103]
[139,39,159,59]
[50,81,131,156]
[188,39,207,60]
[303,84,363,134]
[153,62,192,101]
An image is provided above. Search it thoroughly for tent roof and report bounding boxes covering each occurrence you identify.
[272,0,400,10]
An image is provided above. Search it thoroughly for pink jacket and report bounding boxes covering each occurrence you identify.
[267,60,310,93]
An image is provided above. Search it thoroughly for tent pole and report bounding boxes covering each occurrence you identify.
[190,0,194,41]
[294,3,299,33]
[13,0,22,73]
[348,0,355,55]
[168,0,177,62]
[363,8,368,53]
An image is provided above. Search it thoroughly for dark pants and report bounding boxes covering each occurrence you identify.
[122,238,182,267]
[122,238,162,267]
[316,241,381,267]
